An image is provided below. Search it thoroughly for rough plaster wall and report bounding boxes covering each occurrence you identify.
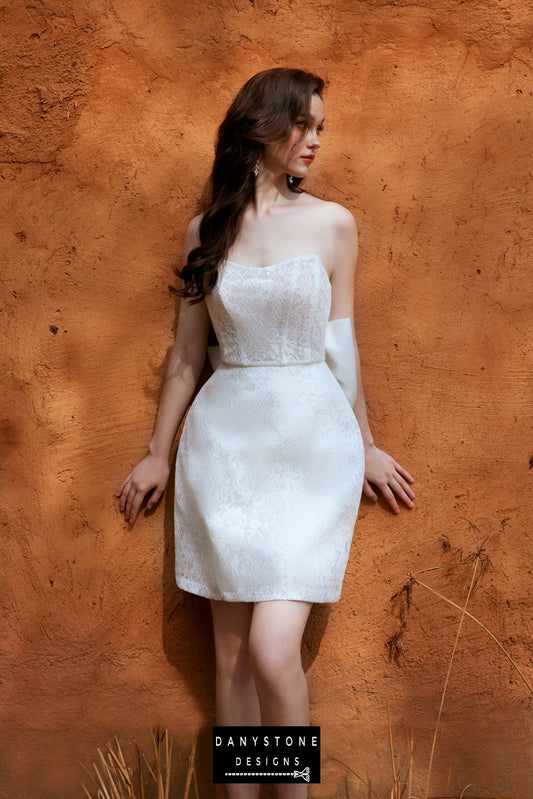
[1,1,532,797]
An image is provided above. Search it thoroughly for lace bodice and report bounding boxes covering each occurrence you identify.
[175,251,365,603]
[205,254,331,366]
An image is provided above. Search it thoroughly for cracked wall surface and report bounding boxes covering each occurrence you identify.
[1,1,532,797]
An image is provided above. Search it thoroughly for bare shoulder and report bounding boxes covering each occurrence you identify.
[321,200,357,232]
[302,198,357,273]
[302,196,357,235]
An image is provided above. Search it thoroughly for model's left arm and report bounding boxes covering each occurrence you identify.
[328,206,415,514]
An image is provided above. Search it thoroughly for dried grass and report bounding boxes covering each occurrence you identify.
[83,535,529,799]
[329,535,530,799]
[82,727,198,799]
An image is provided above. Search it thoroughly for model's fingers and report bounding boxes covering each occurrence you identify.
[393,461,414,483]
[363,479,378,502]
[119,473,136,495]
[146,485,164,510]
[390,476,415,508]
[123,487,134,520]
[116,476,131,499]
[393,472,416,501]
[119,479,132,512]
[124,484,142,522]
[126,489,146,524]
[382,483,400,514]
[403,483,416,501]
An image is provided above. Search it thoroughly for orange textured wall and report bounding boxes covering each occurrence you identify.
[1,1,532,797]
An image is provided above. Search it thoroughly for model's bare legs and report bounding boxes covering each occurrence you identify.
[249,600,312,799]
[210,599,313,799]
[249,600,312,726]
[211,600,261,799]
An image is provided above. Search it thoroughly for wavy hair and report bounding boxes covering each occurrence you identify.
[176,67,325,303]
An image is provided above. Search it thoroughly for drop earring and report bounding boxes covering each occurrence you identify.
[253,159,260,177]
[287,174,294,186]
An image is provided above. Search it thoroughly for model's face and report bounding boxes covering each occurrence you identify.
[263,93,325,179]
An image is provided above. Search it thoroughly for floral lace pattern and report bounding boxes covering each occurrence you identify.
[174,255,365,603]
[209,254,331,365]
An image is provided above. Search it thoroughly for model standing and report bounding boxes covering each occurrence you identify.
[117,68,415,799]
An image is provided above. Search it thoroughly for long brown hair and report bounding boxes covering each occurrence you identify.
[176,67,325,304]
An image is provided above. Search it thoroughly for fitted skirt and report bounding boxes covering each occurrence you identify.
[174,360,365,603]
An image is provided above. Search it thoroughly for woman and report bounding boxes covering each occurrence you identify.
[117,68,415,799]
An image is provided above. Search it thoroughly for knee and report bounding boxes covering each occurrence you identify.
[248,640,303,695]
[215,639,254,686]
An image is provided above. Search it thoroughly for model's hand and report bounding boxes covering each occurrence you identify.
[116,454,170,523]
[363,444,415,514]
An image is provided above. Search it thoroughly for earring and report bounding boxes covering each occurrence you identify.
[253,159,260,177]
[287,174,294,185]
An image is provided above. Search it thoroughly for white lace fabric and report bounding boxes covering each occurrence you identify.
[174,254,365,603]
[210,255,330,366]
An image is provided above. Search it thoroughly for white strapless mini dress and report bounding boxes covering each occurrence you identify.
[174,254,365,603]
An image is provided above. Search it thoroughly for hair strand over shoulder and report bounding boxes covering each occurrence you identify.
[174,67,325,304]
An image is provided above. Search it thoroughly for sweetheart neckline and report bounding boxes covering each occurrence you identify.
[224,253,329,276]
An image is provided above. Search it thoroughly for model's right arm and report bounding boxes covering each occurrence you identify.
[117,215,209,523]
